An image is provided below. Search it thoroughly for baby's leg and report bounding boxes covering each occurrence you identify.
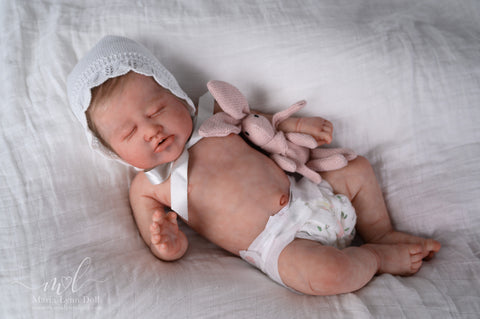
[278,238,424,295]
[320,156,441,257]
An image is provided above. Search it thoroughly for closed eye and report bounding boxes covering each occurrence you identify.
[123,127,136,140]
[148,107,163,118]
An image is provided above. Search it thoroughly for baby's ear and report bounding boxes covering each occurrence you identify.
[199,112,242,137]
[207,80,250,119]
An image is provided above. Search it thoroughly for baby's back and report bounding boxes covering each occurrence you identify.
[186,134,290,255]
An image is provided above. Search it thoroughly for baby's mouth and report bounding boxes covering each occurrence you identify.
[154,135,174,153]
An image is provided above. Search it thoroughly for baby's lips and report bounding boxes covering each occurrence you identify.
[154,135,174,153]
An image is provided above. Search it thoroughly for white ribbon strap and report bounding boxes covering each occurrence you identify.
[144,162,174,185]
[169,149,190,221]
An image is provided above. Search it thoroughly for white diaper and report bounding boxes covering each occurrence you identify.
[239,176,356,288]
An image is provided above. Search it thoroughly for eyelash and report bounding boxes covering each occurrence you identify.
[124,127,136,140]
[148,108,162,118]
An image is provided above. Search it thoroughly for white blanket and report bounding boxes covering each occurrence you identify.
[1,1,479,318]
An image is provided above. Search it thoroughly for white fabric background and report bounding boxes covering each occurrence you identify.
[1,0,479,318]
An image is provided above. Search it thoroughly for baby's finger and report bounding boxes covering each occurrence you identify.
[151,233,162,245]
[315,120,332,135]
[152,234,171,251]
[150,222,161,234]
[166,211,178,224]
[322,120,333,134]
[315,132,333,145]
[152,210,165,223]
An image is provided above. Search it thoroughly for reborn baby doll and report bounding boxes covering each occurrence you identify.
[67,35,441,295]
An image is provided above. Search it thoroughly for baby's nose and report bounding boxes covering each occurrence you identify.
[144,124,162,141]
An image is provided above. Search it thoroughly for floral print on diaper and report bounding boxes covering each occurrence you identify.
[296,193,356,249]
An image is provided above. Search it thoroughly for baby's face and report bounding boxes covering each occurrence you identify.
[92,72,193,169]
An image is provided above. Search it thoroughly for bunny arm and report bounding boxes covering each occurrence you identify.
[272,152,323,184]
[270,154,297,172]
[285,132,318,149]
[307,148,357,172]
[296,164,322,184]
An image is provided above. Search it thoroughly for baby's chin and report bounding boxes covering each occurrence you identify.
[138,154,183,171]
[121,142,185,170]
[122,158,164,171]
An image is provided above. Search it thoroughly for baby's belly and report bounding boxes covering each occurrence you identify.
[186,135,290,255]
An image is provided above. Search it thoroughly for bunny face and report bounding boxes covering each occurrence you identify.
[242,114,276,147]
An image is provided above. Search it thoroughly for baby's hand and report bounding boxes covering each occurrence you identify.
[278,116,333,146]
[149,210,188,261]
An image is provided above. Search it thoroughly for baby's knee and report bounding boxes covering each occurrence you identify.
[280,244,354,295]
[304,251,355,295]
[322,155,375,200]
[345,155,378,186]
[349,155,373,174]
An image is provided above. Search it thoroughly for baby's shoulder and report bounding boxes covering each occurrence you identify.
[129,171,170,206]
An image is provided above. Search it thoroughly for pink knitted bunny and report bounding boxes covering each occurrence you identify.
[199,80,356,184]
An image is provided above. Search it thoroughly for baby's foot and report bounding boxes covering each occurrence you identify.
[365,243,424,276]
[370,230,441,260]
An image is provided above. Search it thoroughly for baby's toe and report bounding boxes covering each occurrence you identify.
[429,239,441,251]
[411,250,423,263]
[422,239,441,260]
[411,259,423,273]
[424,251,435,261]
[408,245,424,274]
[408,244,422,255]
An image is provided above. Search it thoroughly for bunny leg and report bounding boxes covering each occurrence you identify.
[285,132,318,149]
[307,154,348,172]
[296,164,322,184]
[271,154,297,172]
[310,148,357,161]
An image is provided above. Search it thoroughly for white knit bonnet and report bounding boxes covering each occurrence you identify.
[67,35,196,164]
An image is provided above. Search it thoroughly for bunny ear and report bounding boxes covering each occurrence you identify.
[207,80,250,119]
[272,100,307,128]
[198,112,242,137]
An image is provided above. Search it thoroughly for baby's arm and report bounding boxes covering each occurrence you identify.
[254,110,333,146]
[278,116,333,146]
[129,172,188,261]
